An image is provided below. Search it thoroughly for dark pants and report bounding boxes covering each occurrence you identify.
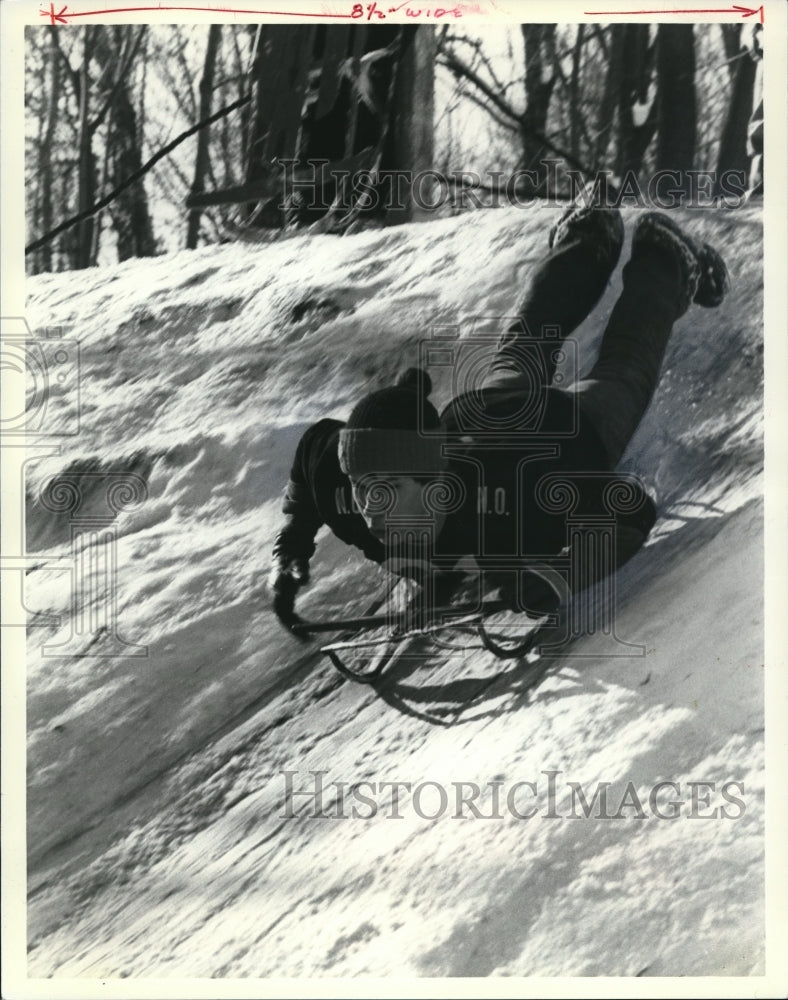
[483,221,686,468]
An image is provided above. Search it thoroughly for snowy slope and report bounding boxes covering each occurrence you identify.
[23,204,765,978]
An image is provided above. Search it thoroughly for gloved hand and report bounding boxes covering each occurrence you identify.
[269,555,310,636]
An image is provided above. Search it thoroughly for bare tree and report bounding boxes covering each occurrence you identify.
[569,25,585,164]
[187,24,222,248]
[592,26,620,171]
[519,24,557,185]
[93,26,157,260]
[28,25,156,269]
[76,29,98,268]
[437,27,595,191]
[26,22,752,269]
[615,25,658,180]
[655,25,697,180]
[221,25,434,230]
[713,25,756,194]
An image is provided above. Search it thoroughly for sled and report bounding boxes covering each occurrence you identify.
[294,597,561,686]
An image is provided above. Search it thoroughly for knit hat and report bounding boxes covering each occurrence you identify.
[338,368,447,478]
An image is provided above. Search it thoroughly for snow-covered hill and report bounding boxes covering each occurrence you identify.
[23,204,766,978]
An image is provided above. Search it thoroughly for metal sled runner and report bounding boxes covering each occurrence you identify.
[295,599,557,685]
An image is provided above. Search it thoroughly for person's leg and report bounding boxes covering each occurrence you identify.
[484,193,624,392]
[569,213,729,468]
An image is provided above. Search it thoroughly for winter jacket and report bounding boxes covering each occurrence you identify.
[273,384,657,595]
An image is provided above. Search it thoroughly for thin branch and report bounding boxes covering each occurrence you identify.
[449,34,512,100]
[437,48,521,125]
[591,24,609,62]
[212,72,248,89]
[173,26,198,121]
[438,46,595,176]
[26,93,251,256]
[548,30,595,155]
[89,29,118,101]
[462,88,520,134]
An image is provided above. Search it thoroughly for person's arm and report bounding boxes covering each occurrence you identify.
[269,428,326,633]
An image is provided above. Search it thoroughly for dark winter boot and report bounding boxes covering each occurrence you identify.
[549,178,624,270]
[632,212,730,311]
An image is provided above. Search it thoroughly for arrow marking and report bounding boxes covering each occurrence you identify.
[41,2,355,23]
[585,4,764,20]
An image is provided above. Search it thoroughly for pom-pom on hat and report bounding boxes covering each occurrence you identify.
[338,368,447,478]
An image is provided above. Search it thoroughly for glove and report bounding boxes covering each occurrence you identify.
[269,555,310,636]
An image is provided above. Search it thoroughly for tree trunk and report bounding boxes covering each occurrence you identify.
[616,24,657,180]
[244,26,316,181]
[235,24,437,231]
[713,36,756,195]
[569,25,585,165]
[594,26,622,171]
[520,24,557,190]
[385,26,434,223]
[655,25,696,180]
[187,24,222,249]
[94,26,157,261]
[241,25,317,226]
[719,24,742,79]
[76,30,96,270]
[37,31,60,272]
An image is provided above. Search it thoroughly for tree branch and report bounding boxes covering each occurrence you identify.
[438,48,522,125]
[438,45,595,177]
[447,33,514,103]
[591,24,609,62]
[548,29,594,156]
[26,93,251,256]
[462,88,520,134]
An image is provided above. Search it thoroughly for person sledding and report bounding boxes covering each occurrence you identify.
[269,196,729,637]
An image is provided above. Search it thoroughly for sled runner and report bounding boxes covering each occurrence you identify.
[294,596,561,686]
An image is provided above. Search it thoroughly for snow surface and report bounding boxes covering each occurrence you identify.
[23,204,766,978]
